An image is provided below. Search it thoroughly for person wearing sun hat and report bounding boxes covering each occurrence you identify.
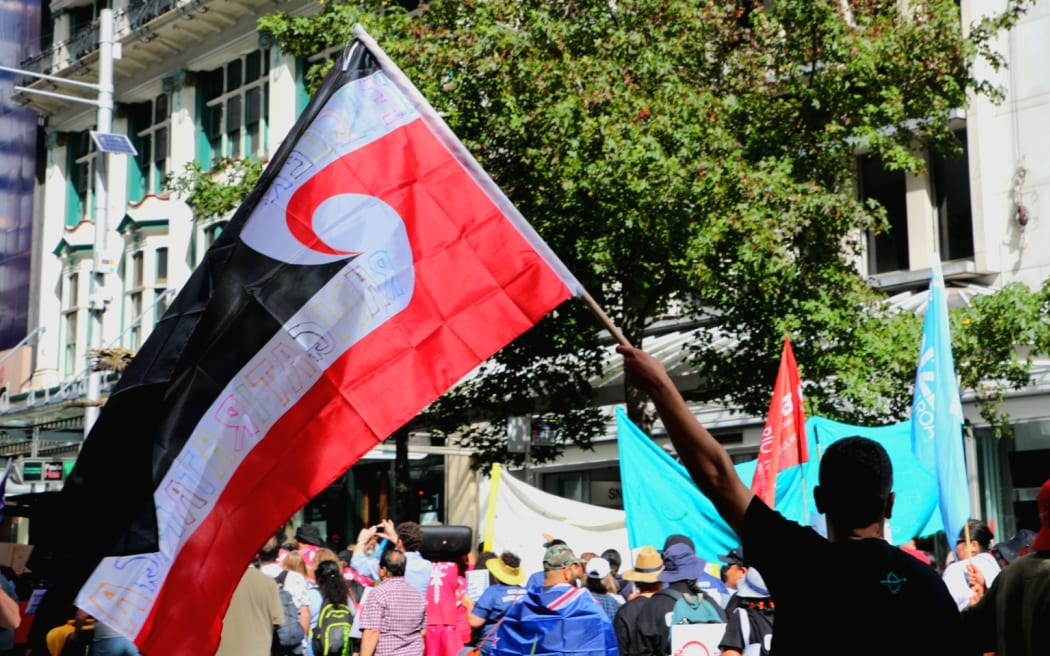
[634,540,727,656]
[613,546,665,656]
[962,478,1050,655]
[463,551,527,656]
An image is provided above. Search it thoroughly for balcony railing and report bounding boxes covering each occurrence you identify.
[18,0,179,77]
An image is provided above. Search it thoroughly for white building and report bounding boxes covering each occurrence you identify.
[0,0,1047,544]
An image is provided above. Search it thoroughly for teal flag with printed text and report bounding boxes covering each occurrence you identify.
[910,260,970,543]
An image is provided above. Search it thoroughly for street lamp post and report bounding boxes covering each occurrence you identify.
[0,8,123,440]
[83,8,116,439]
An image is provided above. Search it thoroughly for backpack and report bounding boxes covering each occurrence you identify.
[655,588,726,656]
[658,587,725,630]
[272,570,305,655]
[311,603,353,656]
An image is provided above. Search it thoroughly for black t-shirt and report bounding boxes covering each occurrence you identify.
[613,595,651,656]
[719,601,774,656]
[742,497,962,656]
[633,580,726,656]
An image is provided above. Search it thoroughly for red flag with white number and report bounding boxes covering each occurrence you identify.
[751,336,808,507]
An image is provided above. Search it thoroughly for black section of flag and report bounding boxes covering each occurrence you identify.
[28,43,382,647]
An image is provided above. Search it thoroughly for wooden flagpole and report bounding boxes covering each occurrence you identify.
[580,289,632,347]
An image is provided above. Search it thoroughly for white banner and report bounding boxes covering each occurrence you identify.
[477,468,630,578]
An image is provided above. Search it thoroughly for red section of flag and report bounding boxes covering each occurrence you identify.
[122,108,573,653]
[750,336,808,507]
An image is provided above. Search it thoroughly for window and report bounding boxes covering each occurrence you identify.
[154,288,169,325]
[203,221,226,250]
[129,93,171,199]
[64,312,78,376]
[861,155,909,274]
[155,247,168,284]
[932,129,974,261]
[861,131,976,277]
[198,49,270,167]
[68,272,79,307]
[63,273,79,376]
[129,291,142,350]
[132,251,144,288]
[67,131,95,226]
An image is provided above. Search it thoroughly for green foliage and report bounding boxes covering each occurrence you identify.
[954,281,1050,437]
[163,158,264,221]
[256,0,1039,463]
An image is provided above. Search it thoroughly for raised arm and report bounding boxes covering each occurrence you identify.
[618,344,754,534]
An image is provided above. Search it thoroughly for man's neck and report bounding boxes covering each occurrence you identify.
[827,519,885,542]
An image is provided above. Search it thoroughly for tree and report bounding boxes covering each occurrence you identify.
[256,0,1035,469]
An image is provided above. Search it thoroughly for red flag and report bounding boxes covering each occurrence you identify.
[39,27,579,656]
[750,336,808,507]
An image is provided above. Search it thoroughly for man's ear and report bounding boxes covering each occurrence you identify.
[884,491,895,520]
[813,485,825,514]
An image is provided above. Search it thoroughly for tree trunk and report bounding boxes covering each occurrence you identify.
[619,307,657,435]
[393,426,412,521]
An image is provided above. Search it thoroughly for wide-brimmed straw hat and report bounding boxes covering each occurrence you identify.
[486,554,525,585]
[622,546,665,583]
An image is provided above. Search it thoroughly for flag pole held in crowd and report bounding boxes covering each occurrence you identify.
[909,258,970,547]
[28,25,624,656]
[751,335,809,508]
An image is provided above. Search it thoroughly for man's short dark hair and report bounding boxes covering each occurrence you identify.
[381,548,407,577]
[600,549,622,570]
[817,436,893,528]
[396,521,424,551]
[961,519,994,551]
[258,536,280,562]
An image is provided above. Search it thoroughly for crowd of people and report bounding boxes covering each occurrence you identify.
[2,345,1048,656]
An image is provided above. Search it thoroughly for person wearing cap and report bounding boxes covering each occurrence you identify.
[295,524,325,570]
[962,478,1050,656]
[718,546,748,607]
[613,546,665,656]
[718,567,774,656]
[493,544,617,656]
[601,549,636,601]
[634,540,726,656]
[617,343,962,656]
[583,557,625,620]
[464,551,526,656]
[990,528,1037,569]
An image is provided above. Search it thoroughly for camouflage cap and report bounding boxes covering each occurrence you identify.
[543,544,581,571]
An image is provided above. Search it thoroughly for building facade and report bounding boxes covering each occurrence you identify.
[0,0,1047,547]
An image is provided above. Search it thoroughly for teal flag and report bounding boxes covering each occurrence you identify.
[910,260,970,543]
[617,409,942,565]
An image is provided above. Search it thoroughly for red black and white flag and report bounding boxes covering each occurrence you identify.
[31,27,580,655]
[750,336,808,508]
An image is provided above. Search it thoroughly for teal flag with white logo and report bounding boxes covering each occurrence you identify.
[910,260,970,543]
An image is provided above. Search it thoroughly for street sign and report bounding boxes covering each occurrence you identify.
[90,131,138,155]
[20,458,72,483]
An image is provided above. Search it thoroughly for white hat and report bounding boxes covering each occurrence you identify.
[736,567,770,599]
[586,557,611,580]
